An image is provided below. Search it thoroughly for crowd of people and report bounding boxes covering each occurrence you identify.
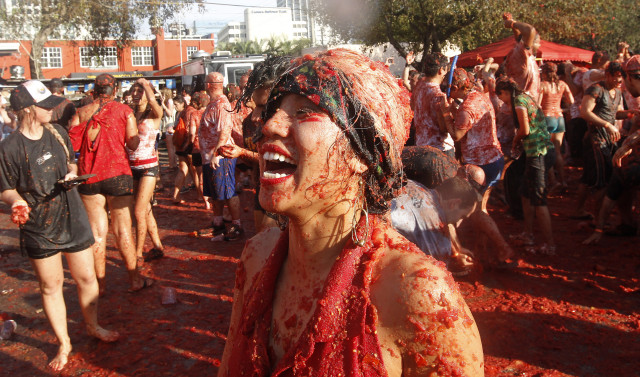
[1,11,640,375]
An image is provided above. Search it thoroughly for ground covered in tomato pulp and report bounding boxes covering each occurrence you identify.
[1,157,639,376]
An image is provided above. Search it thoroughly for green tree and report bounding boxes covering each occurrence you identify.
[0,0,198,78]
[312,0,633,68]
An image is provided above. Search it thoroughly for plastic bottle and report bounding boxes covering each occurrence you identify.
[161,287,177,305]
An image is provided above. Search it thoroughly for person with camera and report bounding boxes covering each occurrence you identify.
[0,80,119,371]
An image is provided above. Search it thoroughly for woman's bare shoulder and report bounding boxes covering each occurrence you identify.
[372,227,484,376]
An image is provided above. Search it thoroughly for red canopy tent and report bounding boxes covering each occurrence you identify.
[456,37,594,67]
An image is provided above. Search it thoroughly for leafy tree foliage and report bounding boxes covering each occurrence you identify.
[217,37,311,57]
[312,0,636,69]
[0,0,198,78]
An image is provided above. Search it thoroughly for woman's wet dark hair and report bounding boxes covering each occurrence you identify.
[495,76,525,128]
[541,62,560,85]
[264,49,412,214]
[233,56,292,113]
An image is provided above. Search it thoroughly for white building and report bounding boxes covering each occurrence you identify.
[217,3,337,47]
[245,8,293,42]
[218,22,246,44]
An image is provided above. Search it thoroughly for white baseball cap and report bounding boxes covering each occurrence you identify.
[10,80,64,111]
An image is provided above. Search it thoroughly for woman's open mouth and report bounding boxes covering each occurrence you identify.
[262,151,297,180]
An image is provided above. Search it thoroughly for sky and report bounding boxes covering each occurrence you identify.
[168,0,278,37]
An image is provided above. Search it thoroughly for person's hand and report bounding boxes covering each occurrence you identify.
[613,146,632,167]
[11,200,30,225]
[406,51,415,65]
[503,12,514,28]
[605,123,621,143]
[136,78,150,87]
[63,172,78,182]
[211,155,222,169]
[583,231,602,245]
[219,144,242,159]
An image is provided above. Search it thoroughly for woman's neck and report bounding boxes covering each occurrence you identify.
[19,121,43,139]
[286,197,359,279]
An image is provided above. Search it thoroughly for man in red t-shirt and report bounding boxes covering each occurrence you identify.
[74,74,152,295]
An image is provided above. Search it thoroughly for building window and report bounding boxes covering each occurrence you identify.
[41,47,62,68]
[187,46,197,59]
[79,47,118,68]
[131,46,154,66]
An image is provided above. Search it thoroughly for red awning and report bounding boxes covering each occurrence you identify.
[456,37,594,67]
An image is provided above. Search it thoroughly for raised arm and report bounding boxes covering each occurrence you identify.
[503,13,537,48]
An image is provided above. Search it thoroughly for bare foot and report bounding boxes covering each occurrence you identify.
[128,277,154,293]
[87,325,120,342]
[48,343,71,371]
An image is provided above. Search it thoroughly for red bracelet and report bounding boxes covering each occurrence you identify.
[594,228,604,233]
[628,112,634,119]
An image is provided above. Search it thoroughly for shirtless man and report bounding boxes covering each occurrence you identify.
[502,13,541,101]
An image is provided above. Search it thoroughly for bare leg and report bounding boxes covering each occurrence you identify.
[535,205,555,247]
[195,165,204,203]
[521,196,535,235]
[227,195,242,221]
[574,183,591,217]
[30,254,72,371]
[166,134,177,169]
[172,156,189,202]
[551,133,567,186]
[133,176,160,258]
[80,194,108,296]
[65,248,119,342]
[107,195,145,290]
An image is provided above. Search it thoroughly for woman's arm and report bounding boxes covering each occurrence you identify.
[513,106,530,145]
[138,79,163,120]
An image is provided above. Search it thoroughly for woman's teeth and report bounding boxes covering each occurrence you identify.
[262,151,295,165]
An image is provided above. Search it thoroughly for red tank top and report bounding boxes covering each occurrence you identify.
[78,101,133,184]
[227,216,388,376]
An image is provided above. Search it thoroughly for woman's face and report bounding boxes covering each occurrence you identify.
[34,106,52,124]
[131,84,147,107]
[496,90,511,105]
[258,93,357,218]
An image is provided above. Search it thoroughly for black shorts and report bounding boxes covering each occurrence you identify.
[131,165,160,180]
[176,151,189,158]
[25,238,94,260]
[78,175,134,196]
[521,152,555,206]
[581,138,615,189]
[191,153,203,167]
